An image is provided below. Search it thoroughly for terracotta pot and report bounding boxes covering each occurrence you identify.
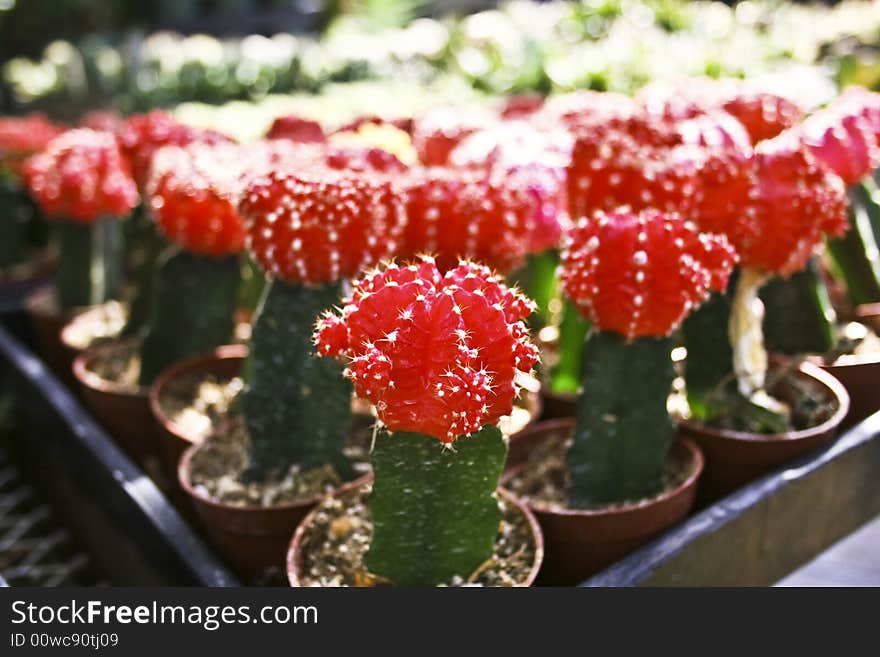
[286,482,544,587]
[504,418,702,585]
[72,339,160,474]
[149,344,247,482]
[59,300,127,361]
[539,390,576,420]
[680,360,849,503]
[153,345,543,482]
[179,434,371,581]
[817,352,880,430]
[855,303,880,334]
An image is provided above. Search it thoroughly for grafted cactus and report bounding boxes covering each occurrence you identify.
[314,258,538,586]
[398,166,539,275]
[23,128,138,309]
[686,131,848,418]
[801,89,880,309]
[560,208,735,505]
[636,78,803,145]
[238,166,405,482]
[116,111,235,337]
[0,115,62,270]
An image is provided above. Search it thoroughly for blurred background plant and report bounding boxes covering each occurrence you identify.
[2,1,880,121]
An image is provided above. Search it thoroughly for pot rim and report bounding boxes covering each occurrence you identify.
[177,419,369,515]
[681,359,850,444]
[507,418,704,519]
[855,302,880,318]
[148,343,248,445]
[59,300,127,352]
[72,337,148,399]
[286,480,544,587]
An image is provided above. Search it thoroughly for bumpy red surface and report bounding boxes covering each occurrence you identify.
[692,133,848,276]
[0,114,63,178]
[313,258,539,443]
[240,168,405,284]
[399,167,538,274]
[147,141,296,256]
[116,110,230,189]
[561,208,736,340]
[720,91,803,145]
[566,121,698,219]
[22,128,138,223]
[799,89,880,185]
[450,121,572,252]
[638,78,802,144]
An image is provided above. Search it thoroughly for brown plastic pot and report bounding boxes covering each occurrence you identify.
[680,360,849,503]
[153,345,543,482]
[23,283,81,382]
[179,431,371,581]
[817,352,880,430]
[72,338,160,474]
[149,344,247,482]
[286,482,544,587]
[855,303,880,334]
[539,390,576,421]
[504,418,702,585]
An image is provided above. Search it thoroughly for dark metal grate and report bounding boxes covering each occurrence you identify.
[0,445,104,587]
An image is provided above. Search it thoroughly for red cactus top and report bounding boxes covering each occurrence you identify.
[449,121,572,253]
[239,168,406,285]
[0,114,64,179]
[22,129,138,223]
[313,258,539,443]
[566,118,699,220]
[398,166,539,274]
[561,208,736,340]
[692,133,848,277]
[411,106,497,166]
[637,78,803,144]
[798,89,880,185]
[536,90,636,130]
[147,141,297,257]
[116,110,231,189]
[79,110,126,134]
[265,115,326,143]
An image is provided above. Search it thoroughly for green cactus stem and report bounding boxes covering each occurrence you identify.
[122,206,166,338]
[826,183,880,306]
[568,330,675,507]
[761,258,836,356]
[137,249,240,386]
[238,255,266,316]
[366,426,506,586]
[520,250,559,329]
[55,216,124,311]
[240,279,353,482]
[549,297,591,396]
[682,271,790,434]
[0,176,31,269]
[681,288,734,420]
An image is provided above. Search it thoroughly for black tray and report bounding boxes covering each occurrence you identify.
[584,410,880,586]
[0,323,238,586]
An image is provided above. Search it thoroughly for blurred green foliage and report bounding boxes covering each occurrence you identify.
[3,0,880,119]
